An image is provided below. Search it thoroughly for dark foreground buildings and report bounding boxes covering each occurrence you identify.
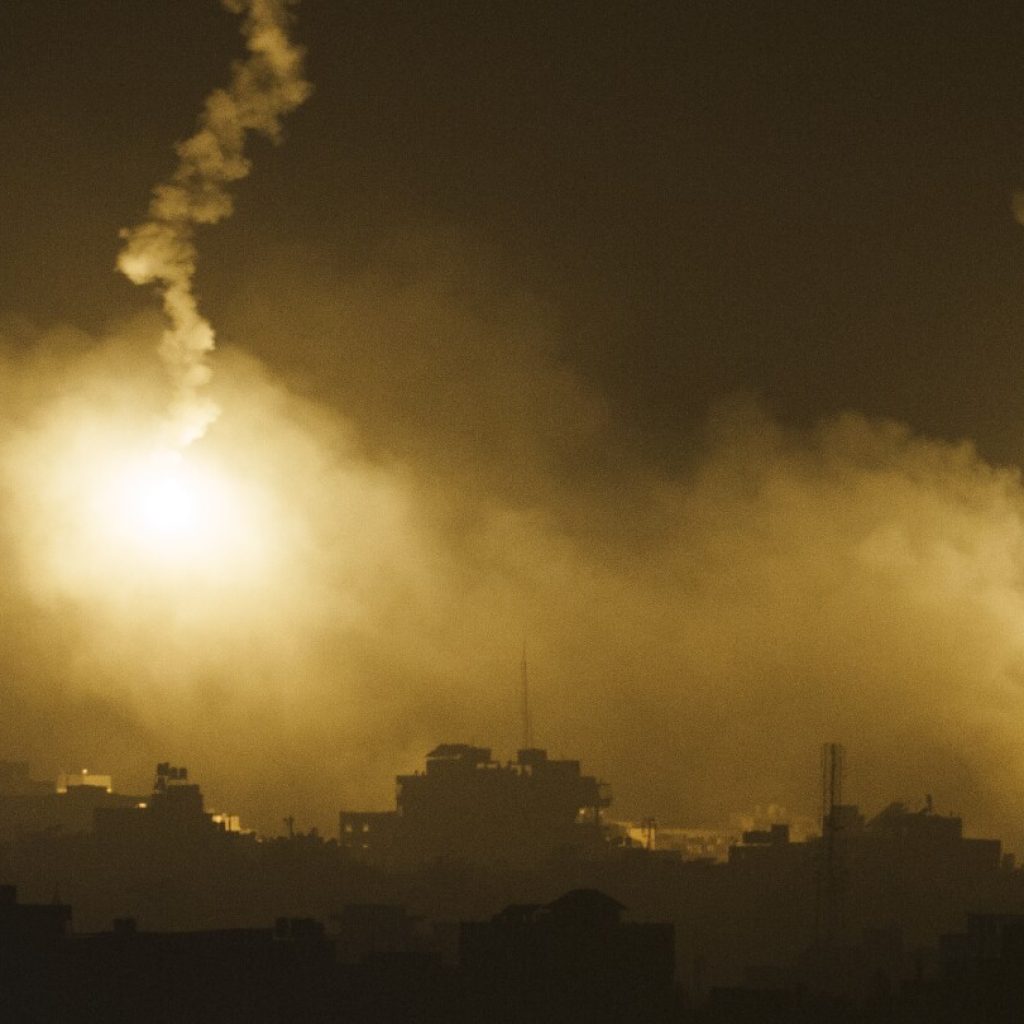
[5,745,1024,1020]
[0,884,677,1023]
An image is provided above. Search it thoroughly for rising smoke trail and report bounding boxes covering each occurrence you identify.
[118,0,311,448]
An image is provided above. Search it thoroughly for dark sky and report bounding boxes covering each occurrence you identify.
[5,1,1024,841]
[4,1,1024,462]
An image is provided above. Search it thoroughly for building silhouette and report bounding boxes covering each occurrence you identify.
[0,882,676,1023]
[3,744,1024,1019]
[340,744,610,867]
[460,887,676,1022]
[0,760,142,846]
[0,885,72,1020]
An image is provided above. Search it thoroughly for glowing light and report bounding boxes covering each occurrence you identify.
[57,771,114,794]
[106,451,208,554]
[15,423,283,600]
[134,457,195,534]
[81,444,269,582]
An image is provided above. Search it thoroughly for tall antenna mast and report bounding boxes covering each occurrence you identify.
[817,741,845,950]
[520,641,534,751]
[821,741,844,826]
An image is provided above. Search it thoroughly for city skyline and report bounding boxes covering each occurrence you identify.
[2,738,1018,1020]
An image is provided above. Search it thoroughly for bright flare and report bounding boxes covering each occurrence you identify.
[82,443,270,582]
[110,451,210,553]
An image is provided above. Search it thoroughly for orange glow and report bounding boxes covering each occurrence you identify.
[76,441,273,586]
[16,419,284,601]
[91,448,243,568]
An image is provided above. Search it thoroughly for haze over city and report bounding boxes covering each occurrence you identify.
[3,0,1024,853]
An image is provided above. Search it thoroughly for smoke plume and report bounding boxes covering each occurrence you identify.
[6,266,1024,850]
[117,0,310,447]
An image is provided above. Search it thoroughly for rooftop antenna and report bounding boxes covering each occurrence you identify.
[520,640,534,751]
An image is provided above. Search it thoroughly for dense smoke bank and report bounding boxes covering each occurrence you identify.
[2,301,1024,846]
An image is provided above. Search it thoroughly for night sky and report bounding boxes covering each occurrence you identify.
[3,1,1024,843]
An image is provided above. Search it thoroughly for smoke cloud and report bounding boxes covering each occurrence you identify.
[4,251,1024,850]
[5,0,1023,863]
[117,0,310,447]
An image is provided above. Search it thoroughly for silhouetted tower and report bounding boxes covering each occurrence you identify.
[520,641,534,751]
[821,742,844,829]
[818,742,845,949]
